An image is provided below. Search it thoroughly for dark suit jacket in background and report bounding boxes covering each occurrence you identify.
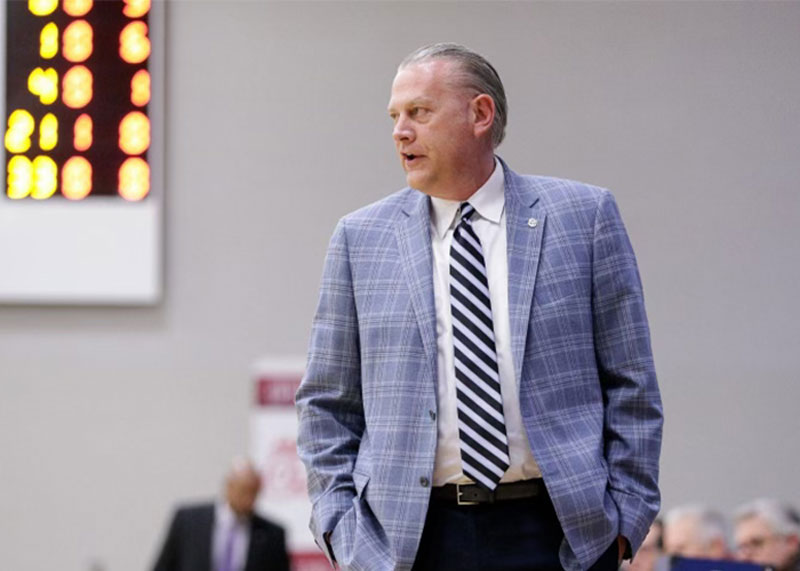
[153,503,289,571]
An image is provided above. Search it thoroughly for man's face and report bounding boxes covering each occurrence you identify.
[225,473,260,518]
[387,59,482,199]
[735,516,800,571]
[664,517,727,560]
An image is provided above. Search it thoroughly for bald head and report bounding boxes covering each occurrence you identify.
[224,458,261,518]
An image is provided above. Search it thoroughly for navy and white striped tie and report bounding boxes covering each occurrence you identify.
[450,202,510,490]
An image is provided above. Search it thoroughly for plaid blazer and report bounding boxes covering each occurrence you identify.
[296,160,663,571]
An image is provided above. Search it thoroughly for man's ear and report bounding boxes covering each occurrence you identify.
[471,93,495,139]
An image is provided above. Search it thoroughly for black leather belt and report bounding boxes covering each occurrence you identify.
[430,479,545,505]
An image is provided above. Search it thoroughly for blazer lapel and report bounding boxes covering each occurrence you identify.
[395,189,437,378]
[502,161,546,385]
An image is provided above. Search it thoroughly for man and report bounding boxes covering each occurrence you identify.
[153,459,289,571]
[734,499,800,571]
[296,43,662,571]
[662,505,730,561]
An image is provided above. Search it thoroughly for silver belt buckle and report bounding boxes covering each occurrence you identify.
[456,483,479,506]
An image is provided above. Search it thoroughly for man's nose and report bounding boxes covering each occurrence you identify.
[393,116,413,142]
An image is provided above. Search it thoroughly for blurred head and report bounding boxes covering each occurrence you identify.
[628,519,664,571]
[224,458,262,518]
[663,505,729,560]
[734,499,800,571]
[388,43,504,200]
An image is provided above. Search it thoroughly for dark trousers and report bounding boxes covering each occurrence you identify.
[411,490,619,571]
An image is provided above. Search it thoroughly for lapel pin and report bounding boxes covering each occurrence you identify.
[527,218,538,228]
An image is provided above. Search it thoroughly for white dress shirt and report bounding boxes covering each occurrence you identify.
[430,160,542,486]
[213,502,251,571]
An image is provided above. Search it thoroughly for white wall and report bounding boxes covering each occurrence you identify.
[1,1,798,569]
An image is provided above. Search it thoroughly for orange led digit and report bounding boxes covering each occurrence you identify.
[62,65,93,109]
[40,22,59,59]
[5,110,36,154]
[39,113,59,151]
[31,156,58,200]
[123,0,150,18]
[119,21,150,64]
[28,67,59,105]
[74,114,93,151]
[63,20,94,63]
[130,69,150,107]
[62,156,93,200]
[118,111,150,155]
[118,157,150,201]
[7,156,34,199]
[29,0,57,16]
[62,0,93,17]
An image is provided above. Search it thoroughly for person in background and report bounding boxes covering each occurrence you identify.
[663,504,730,561]
[734,498,800,571]
[623,519,664,571]
[153,458,289,571]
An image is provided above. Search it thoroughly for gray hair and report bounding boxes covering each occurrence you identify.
[400,43,508,148]
[664,504,729,545]
[734,499,800,537]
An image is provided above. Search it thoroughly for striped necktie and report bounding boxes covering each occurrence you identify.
[450,202,510,490]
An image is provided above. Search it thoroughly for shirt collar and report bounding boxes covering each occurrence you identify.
[217,500,248,528]
[430,158,505,239]
[217,501,233,526]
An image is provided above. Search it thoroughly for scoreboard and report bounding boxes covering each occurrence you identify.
[1,0,163,304]
[5,0,152,200]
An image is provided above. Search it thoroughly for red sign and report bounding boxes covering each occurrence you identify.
[255,375,301,407]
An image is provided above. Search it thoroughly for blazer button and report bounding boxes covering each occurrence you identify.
[429,410,436,421]
[420,477,430,488]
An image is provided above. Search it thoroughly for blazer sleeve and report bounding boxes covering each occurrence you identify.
[295,218,364,563]
[591,190,663,555]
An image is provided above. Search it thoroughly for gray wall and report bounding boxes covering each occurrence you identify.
[1,1,799,569]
